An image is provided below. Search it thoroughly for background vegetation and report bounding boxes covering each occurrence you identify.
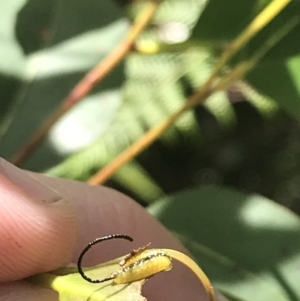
[1,0,300,300]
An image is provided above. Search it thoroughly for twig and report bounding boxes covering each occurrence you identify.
[187,0,291,108]
[164,249,216,301]
[87,0,291,185]
[87,87,210,185]
[11,0,161,166]
[214,15,299,93]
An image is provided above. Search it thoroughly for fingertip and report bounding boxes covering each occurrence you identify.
[0,281,58,301]
[0,157,219,300]
[0,159,78,282]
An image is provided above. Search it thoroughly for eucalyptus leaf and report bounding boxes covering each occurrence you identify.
[246,1,300,61]
[0,0,26,77]
[26,20,129,80]
[247,55,300,119]
[149,186,300,301]
[0,0,127,170]
[191,0,257,41]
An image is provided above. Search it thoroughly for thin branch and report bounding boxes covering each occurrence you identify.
[87,87,210,185]
[11,0,161,166]
[87,112,191,185]
[214,15,299,93]
[200,0,291,93]
[164,249,216,301]
[87,0,291,185]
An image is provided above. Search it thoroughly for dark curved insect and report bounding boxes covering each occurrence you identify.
[77,234,172,284]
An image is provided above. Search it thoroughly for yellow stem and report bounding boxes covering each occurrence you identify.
[202,0,291,90]
[164,249,216,301]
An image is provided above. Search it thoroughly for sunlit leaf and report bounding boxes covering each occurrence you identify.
[0,0,127,169]
[0,0,26,77]
[26,20,129,79]
[48,90,122,155]
[149,186,300,301]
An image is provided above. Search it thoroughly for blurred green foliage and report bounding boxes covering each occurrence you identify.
[1,1,300,300]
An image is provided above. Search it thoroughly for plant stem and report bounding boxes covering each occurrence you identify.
[87,88,211,185]
[11,0,161,167]
[203,0,291,88]
[87,0,291,185]
[214,15,299,93]
[164,249,216,301]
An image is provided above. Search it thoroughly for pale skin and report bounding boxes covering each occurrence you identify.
[0,158,226,301]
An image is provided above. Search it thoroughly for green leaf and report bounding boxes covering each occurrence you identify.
[247,55,300,119]
[148,186,300,301]
[190,1,300,62]
[0,0,26,77]
[246,1,300,61]
[29,257,145,301]
[0,0,127,169]
[0,0,27,140]
[191,0,257,41]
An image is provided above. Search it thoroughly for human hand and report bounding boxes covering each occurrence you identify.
[0,158,225,301]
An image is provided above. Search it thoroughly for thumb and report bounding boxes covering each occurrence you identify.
[0,158,78,282]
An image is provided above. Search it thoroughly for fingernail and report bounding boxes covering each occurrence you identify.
[0,158,61,204]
